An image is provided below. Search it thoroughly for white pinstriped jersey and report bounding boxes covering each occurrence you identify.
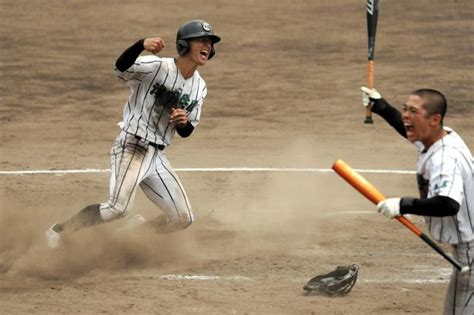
[115,55,207,146]
[416,127,474,244]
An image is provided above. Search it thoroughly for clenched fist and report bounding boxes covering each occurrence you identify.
[144,37,165,54]
[170,108,188,128]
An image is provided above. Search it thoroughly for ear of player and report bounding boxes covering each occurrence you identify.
[332,159,470,274]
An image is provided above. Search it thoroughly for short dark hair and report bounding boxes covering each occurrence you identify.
[412,88,447,123]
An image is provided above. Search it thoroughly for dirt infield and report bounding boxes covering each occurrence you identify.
[1,0,473,313]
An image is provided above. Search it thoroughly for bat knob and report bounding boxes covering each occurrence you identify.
[364,116,374,124]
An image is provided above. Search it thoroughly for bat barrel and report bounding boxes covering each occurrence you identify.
[332,159,384,204]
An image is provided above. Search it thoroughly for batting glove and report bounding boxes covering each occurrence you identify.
[376,198,401,219]
[361,87,381,107]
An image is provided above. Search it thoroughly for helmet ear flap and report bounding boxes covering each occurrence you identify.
[176,39,189,56]
[177,40,217,60]
[208,46,216,59]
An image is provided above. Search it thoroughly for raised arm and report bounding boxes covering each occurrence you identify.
[115,38,165,72]
[361,87,407,138]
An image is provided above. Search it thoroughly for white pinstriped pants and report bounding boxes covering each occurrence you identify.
[444,240,474,315]
[99,131,194,229]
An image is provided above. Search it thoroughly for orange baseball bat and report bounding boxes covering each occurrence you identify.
[332,159,419,234]
[332,159,468,272]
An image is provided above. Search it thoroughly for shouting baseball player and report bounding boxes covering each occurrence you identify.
[362,87,474,314]
[46,20,221,248]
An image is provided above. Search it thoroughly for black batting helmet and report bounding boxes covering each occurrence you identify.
[176,20,221,59]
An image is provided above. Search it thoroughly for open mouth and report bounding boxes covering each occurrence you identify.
[405,123,414,136]
[200,49,209,60]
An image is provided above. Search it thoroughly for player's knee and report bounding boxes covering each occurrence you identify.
[99,202,129,221]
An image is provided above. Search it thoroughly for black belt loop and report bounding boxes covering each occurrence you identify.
[155,143,166,151]
[134,135,165,151]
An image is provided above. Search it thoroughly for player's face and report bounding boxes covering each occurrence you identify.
[188,37,213,66]
[402,95,439,144]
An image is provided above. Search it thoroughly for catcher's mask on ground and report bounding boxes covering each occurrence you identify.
[176,20,221,59]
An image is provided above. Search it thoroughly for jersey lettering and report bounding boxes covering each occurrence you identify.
[150,82,181,109]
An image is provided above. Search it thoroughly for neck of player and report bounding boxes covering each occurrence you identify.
[423,128,448,150]
[176,57,198,79]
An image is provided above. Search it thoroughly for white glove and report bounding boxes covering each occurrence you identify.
[361,87,381,107]
[376,198,401,219]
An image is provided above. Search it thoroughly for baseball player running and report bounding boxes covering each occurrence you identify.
[45,20,221,248]
[362,87,474,314]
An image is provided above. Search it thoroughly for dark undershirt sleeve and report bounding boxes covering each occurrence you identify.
[371,98,407,138]
[399,195,460,217]
[115,39,145,72]
[176,121,194,138]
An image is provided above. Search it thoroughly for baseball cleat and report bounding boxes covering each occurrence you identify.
[45,223,62,249]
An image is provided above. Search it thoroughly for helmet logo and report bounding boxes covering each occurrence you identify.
[201,22,211,32]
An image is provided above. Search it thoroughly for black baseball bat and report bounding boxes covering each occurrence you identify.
[364,0,379,124]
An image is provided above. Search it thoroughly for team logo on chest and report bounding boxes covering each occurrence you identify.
[150,82,180,109]
[178,94,198,111]
[433,180,449,194]
[150,82,198,111]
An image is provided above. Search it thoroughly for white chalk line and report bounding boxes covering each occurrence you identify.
[158,272,450,284]
[326,210,374,215]
[159,275,252,281]
[361,279,448,284]
[0,167,416,176]
[159,266,452,284]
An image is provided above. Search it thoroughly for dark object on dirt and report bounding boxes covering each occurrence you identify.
[303,264,360,296]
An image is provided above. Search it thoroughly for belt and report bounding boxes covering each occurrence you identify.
[134,135,165,150]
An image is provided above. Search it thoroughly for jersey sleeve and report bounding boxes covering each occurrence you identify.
[187,85,207,128]
[429,150,464,205]
[115,55,162,86]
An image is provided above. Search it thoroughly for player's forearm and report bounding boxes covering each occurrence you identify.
[115,39,145,72]
[371,98,407,138]
[176,121,194,138]
[400,195,460,217]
